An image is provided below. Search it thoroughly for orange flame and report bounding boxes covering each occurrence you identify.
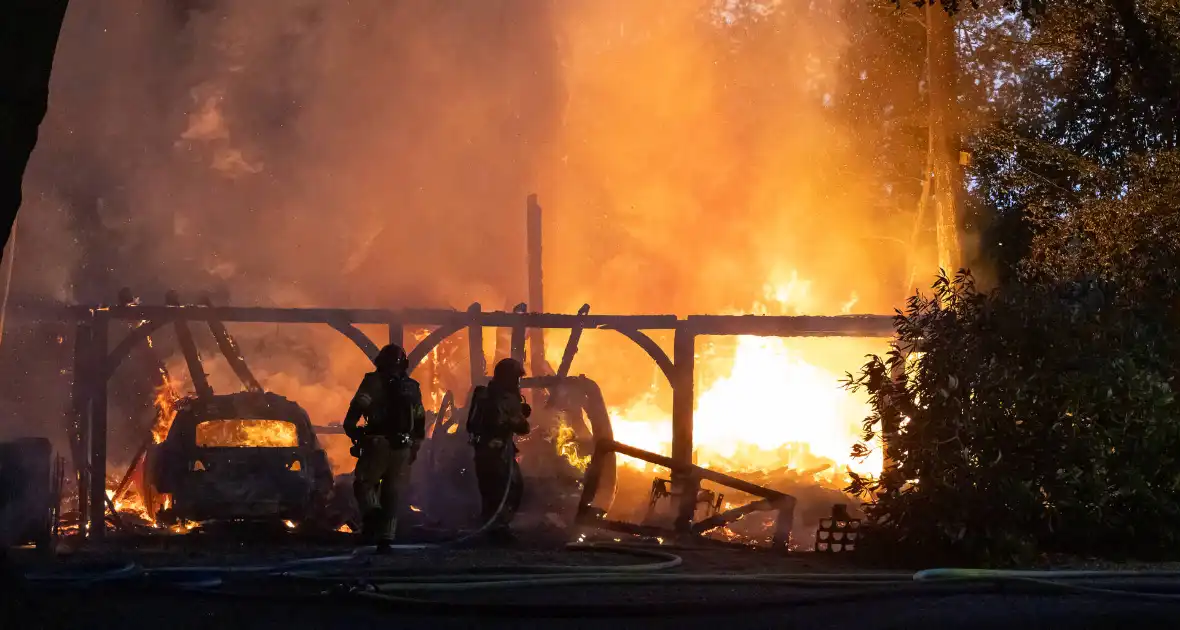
[151,370,180,444]
[592,274,884,483]
[195,419,299,448]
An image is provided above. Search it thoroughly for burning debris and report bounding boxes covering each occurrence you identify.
[59,226,891,553]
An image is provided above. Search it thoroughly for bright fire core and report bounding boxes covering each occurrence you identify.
[608,337,882,481]
[585,278,884,484]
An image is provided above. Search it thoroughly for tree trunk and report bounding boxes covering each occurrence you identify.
[0,0,70,253]
[927,1,963,275]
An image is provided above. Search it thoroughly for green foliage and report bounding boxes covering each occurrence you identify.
[846,267,1180,564]
[965,0,1180,282]
[848,0,1180,556]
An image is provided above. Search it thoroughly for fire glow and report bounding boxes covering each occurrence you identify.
[590,275,883,483]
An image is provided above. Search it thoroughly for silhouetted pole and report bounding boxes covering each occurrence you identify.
[526,194,545,377]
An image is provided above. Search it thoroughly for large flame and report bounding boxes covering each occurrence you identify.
[151,371,180,444]
[592,274,883,483]
[609,335,881,481]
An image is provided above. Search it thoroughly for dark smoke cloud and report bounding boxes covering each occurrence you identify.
[6,0,565,460]
[22,0,563,310]
[7,0,917,516]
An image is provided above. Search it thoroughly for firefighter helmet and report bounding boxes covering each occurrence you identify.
[492,357,526,385]
[374,344,409,374]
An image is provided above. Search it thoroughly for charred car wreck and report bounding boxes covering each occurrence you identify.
[148,392,333,526]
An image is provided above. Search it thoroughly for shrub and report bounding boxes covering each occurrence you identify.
[845,270,1180,564]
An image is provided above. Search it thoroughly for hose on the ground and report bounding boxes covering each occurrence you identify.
[915,567,1180,581]
[346,436,522,556]
[277,542,683,582]
[350,576,1180,618]
[23,553,1180,618]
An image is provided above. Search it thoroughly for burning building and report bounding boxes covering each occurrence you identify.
[6,0,940,547]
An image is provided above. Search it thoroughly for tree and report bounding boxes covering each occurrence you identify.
[849,0,1180,563]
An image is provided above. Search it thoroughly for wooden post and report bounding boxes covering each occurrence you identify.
[466,303,486,388]
[510,302,527,367]
[526,195,545,377]
[88,311,109,539]
[671,324,697,533]
[70,319,92,536]
[771,495,797,550]
[388,321,404,350]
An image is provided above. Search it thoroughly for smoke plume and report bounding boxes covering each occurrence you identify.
[8,0,922,515]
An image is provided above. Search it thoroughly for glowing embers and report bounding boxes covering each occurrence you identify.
[194,419,300,448]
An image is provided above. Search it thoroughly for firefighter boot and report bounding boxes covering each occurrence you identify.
[360,509,382,546]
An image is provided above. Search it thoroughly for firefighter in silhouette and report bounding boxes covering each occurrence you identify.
[343,344,426,553]
[467,357,531,542]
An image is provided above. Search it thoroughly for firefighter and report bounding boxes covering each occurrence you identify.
[466,357,531,542]
[343,343,426,553]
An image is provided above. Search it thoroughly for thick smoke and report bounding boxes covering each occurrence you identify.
[20,0,563,310]
[7,0,924,530]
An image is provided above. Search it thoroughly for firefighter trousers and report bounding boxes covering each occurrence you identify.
[473,444,523,528]
[353,435,412,542]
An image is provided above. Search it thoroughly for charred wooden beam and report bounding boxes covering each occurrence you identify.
[124,307,884,337]
[201,296,263,393]
[609,327,673,384]
[164,291,212,399]
[87,311,109,539]
[466,303,486,388]
[71,305,681,331]
[600,439,790,502]
[671,325,696,533]
[326,319,380,361]
[579,439,795,548]
[555,304,590,378]
[691,498,772,535]
[686,314,894,338]
[407,323,465,372]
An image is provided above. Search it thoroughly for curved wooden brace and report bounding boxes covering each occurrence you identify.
[407,323,466,372]
[426,390,456,439]
[327,320,380,362]
[102,316,175,380]
[608,327,674,385]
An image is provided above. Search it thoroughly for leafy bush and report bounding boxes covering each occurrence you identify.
[846,270,1180,564]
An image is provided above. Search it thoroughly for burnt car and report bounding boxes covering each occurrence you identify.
[147,392,334,525]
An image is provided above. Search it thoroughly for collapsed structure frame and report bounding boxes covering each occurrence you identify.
[68,302,894,541]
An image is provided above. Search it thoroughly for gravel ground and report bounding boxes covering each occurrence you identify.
[7,530,1180,629]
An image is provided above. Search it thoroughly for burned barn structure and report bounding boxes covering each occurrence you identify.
[58,196,896,548]
[67,301,893,545]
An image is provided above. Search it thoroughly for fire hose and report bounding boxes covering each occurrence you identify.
[22,559,1180,618]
